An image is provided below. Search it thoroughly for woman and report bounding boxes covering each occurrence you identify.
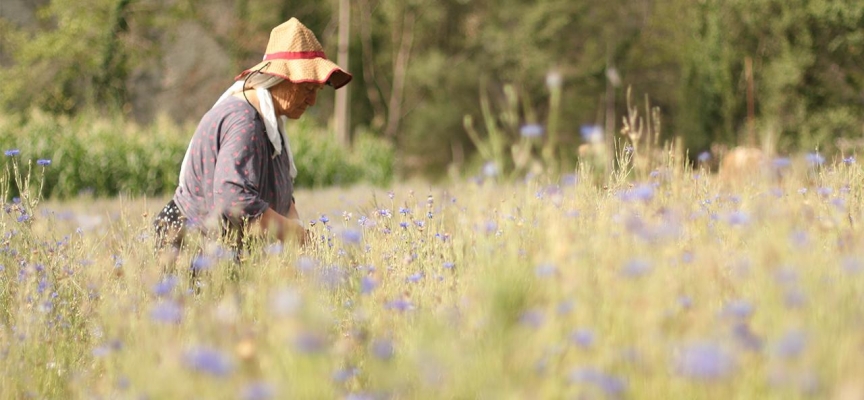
[154,18,351,253]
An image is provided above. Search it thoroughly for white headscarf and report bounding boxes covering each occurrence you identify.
[178,73,298,188]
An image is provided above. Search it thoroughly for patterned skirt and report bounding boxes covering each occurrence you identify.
[153,199,187,249]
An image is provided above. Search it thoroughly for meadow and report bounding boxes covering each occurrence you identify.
[1,152,864,400]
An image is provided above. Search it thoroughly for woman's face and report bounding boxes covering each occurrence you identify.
[270,80,323,119]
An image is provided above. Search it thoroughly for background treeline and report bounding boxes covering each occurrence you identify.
[1,0,862,186]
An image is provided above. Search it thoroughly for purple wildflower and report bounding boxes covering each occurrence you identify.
[697,151,711,162]
[296,256,317,272]
[557,299,575,315]
[569,367,627,396]
[722,300,754,319]
[385,298,415,312]
[406,272,424,283]
[775,330,807,358]
[37,159,51,166]
[773,157,791,169]
[152,276,178,297]
[4,149,19,157]
[340,228,362,245]
[621,258,652,277]
[842,156,855,165]
[333,367,359,383]
[570,329,595,348]
[191,255,213,272]
[732,323,763,351]
[579,125,603,142]
[360,276,378,295]
[371,339,394,360]
[184,346,234,376]
[520,124,544,138]
[519,309,545,329]
[784,290,807,309]
[535,263,557,278]
[294,331,326,354]
[674,342,735,380]
[482,161,498,177]
[622,184,655,202]
[241,381,275,400]
[150,301,183,324]
[805,153,825,166]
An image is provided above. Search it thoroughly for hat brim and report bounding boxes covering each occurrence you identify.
[235,58,352,89]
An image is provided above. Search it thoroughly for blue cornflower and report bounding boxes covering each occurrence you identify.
[371,339,394,360]
[569,367,627,396]
[385,298,414,312]
[4,149,19,157]
[184,346,234,376]
[520,124,544,138]
[265,243,283,255]
[483,161,498,177]
[519,309,545,329]
[319,215,330,224]
[296,256,316,272]
[150,301,183,324]
[332,367,359,383]
[697,151,711,162]
[732,323,763,351]
[784,290,807,309]
[153,276,178,297]
[775,330,807,358]
[340,228,362,244]
[37,159,51,166]
[191,255,213,272]
[570,329,595,348]
[360,276,378,295]
[620,184,655,202]
[579,125,603,142]
[399,222,409,229]
[805,152,825,166]
[17,214,29,223]
[726,210,750,226]
[378,209,392,218]
[773,157,792,169]
[406,272,424,283]
[557,300,575,315]
[843,156,856,165]
[442,261,455,270]
[674,342,735,380]
[398,207,411,215]
[535,263,557,278]
[241,381,275,400]
[293,331,326,354]
[621,259,652,277]
[722,300,754,319]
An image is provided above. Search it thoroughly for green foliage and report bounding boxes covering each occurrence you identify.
[288,121,394,189]
[0,112,394,199]
[2,0,863,176]
[0,0,184,114]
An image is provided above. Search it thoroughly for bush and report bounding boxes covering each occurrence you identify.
[0,111,394,199]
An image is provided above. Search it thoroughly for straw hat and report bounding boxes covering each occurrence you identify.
[235,18,352,89]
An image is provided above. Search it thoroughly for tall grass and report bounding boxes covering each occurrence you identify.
[1,145,863,399]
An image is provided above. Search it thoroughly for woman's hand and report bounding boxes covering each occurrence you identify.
[254,207,308,245]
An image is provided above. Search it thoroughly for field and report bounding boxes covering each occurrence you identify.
[2,156,864,399]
